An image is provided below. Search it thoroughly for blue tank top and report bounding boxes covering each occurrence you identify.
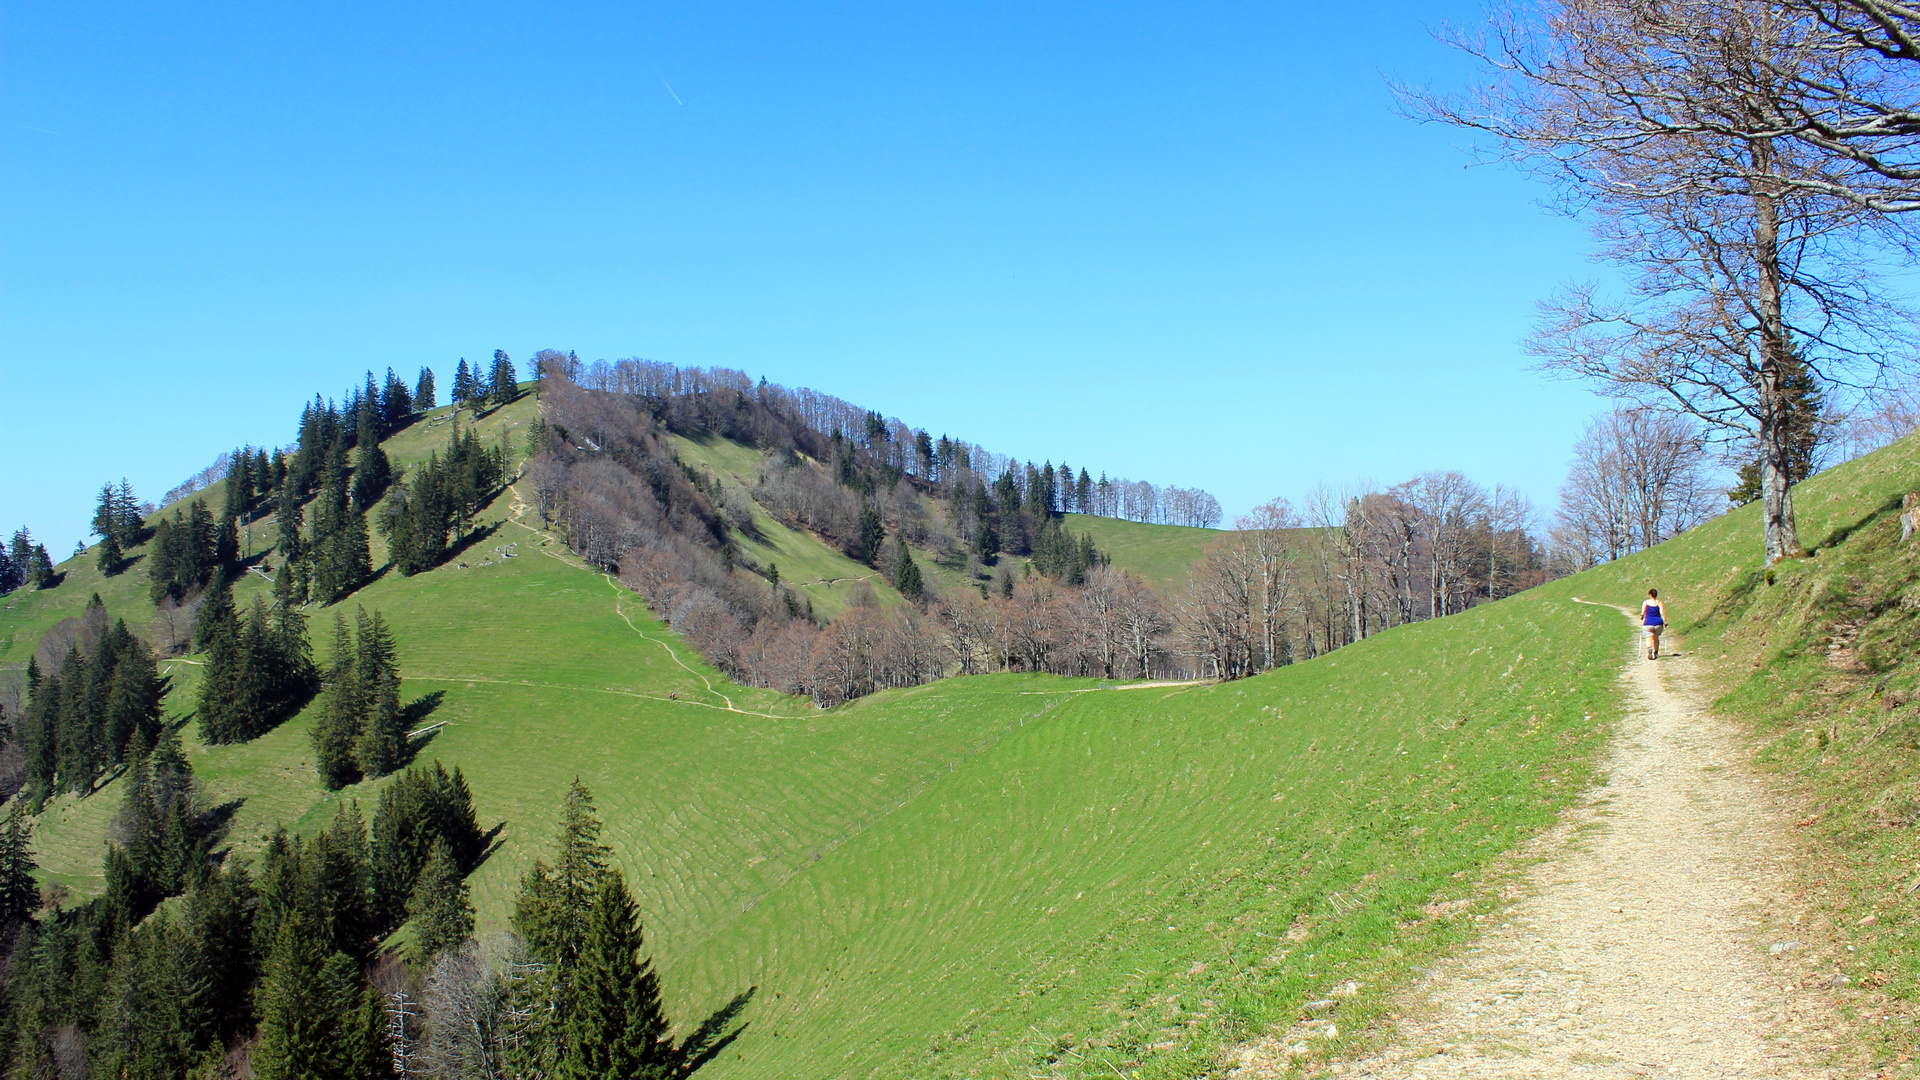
[1643,603,1664,626]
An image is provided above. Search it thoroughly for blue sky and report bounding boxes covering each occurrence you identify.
[2,1,1608,556]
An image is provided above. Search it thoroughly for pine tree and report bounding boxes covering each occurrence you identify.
[404,839,474,966]
[415,365,436,411]
[115,478,144,542]
[557,871,673,1080]
[453,358,472,408]
[0,542,20,595]
[382,366,413,430]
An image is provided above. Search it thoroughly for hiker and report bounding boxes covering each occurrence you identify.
[1641,588,1666,660]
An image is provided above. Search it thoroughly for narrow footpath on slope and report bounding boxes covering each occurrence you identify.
[1238,605,1837,1079]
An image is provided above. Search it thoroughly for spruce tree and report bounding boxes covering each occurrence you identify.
[0,803,37,926]
[354,666,404,779]
[404,838,474,966]
[252,914,357,1080]
[453,358,472,408]
[0,543,20,595]
[93,481,120,543]
[490,349,518,406]
[314,613,361,788]
[192,567,235,652]
[415,365,436,411]
[557,871,673,1080]
[27,544,54,588]
[95,530,122,576]
[893,543,924,601]
[856,504,886,566]
[515,778,611,968]
[215,509,240,571]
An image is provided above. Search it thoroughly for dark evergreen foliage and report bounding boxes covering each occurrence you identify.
[414,364,436,411]
[403,838,473,966]
[19,604,166,796]
[369,761,483,926]
[312,606,406,787]
[196,595,315,745]
[379,418,508,576]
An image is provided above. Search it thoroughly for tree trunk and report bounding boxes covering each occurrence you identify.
[1751,141,1808,567]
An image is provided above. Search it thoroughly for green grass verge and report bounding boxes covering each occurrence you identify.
[1061,514,1223,595]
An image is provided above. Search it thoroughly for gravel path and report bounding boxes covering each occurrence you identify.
[1234,607,1830,1079]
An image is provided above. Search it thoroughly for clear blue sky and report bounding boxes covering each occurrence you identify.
[3,0,1607,557]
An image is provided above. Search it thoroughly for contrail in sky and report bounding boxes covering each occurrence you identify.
[9,121,58,135]
[647,62,683,106]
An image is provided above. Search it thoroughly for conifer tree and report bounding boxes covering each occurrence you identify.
[215,509,240,571]
[557,871,673,1080]
[856,504,886,567]
[252,914,363,1080]
[893,543,924,601]
[0,542,20,595]
[95,530,122,576]
[415,365,436,411]
[515,778,611,968]
[452,358,472,408]
[193,567,235,652]
[0,803,37,927]
[354,666,404,779]
[405,838,474,966]
[93,482,121,543]
[490,349,518,406]
[382,366,413,429]
[27,543,54,589]
[315,613,361,787]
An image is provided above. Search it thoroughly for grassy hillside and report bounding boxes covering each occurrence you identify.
[1061,513,1222,594]
[14,404,1918,1075]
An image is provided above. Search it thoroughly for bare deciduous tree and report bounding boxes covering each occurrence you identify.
[1407,0,1911,564]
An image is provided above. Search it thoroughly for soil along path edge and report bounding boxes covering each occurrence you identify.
[1233,603,1824,1079]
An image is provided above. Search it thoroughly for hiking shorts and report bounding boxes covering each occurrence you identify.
[1645,623,1664,638]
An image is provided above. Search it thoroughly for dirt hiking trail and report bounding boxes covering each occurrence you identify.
[1236,605,1835,1079]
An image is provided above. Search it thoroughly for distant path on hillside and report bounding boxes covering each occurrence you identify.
[501,481,788,720]
[1236,604,1827,1079]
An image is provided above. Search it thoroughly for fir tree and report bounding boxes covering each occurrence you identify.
[0,542,20,595]
[557,871,673,1080]
[452,357,472,408]
[215,509,240,571]
[404,838,473,966]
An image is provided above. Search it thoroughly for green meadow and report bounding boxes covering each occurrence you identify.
[14,402,1920,1075]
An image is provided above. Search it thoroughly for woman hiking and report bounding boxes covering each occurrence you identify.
[1640,588,1667,660]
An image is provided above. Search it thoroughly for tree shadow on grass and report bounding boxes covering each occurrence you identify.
[398,691,447,769]
[673,986,756,1078]
[444,521,505,566]
[1813,491,1908,554]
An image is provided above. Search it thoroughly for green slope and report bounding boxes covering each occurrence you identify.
[13,406,1914,1076]
[1061,513,1221,594]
